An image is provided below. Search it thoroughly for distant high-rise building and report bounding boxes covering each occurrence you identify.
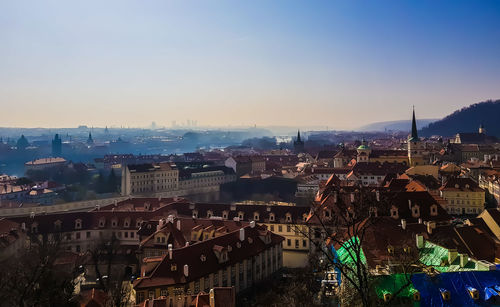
[52,134,62,156]
[293,130,305,153]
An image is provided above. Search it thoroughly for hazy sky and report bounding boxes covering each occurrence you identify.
[1,0,500,129]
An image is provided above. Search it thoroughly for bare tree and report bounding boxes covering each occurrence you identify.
[299,186,421,307]
[0,234,78,307]
[87,234,137,307]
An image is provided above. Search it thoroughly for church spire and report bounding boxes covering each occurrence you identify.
[410,106,419,141]
[297,130,301,142]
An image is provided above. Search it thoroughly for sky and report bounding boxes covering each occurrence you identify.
[1,0,500,130]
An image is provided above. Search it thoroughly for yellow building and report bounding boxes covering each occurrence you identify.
[439,178,485,215]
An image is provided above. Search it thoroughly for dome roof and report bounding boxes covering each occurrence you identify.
[357,144,370,150]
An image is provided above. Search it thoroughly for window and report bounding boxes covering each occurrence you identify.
[75,219,82,229]
[254,213,259,221]
[86,231,91,238]
[160,289,168,297]
[148,291,154,299]
[76,232,81,239]
[99,218,105,228]
[278,225,282,232]
[131,232,135,238]
[295,240,299,248]
[270,225,275,232]
[287,239,291,246]
[137,292,145,302]
[124,219,130,228]
[303,240,307,247]
[287,225,291,233]
[269,213,275,222]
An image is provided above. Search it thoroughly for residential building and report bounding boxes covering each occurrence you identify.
[24,157,67,172]
[133,221,284,306]
[439,178,485,215]
[121,163,179,196]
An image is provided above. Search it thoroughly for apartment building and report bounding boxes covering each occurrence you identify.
[133,220,283,306]
[121,163,179,196]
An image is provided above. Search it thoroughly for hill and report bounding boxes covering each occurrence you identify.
[358,119,437,132]
[420,100,500,137]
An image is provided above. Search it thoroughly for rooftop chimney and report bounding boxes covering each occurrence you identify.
[401,219,407,230]
[176,219,181,231]
[183,264,189,277]
[239,228,245,241]
[416,234,424,249]
[168,244,173,259]
[376,190,380,202]
[418,218,422,224]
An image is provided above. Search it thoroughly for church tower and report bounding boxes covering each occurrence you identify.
[293,130,305,153]
[408,107,424,166]
[479,123,486,134]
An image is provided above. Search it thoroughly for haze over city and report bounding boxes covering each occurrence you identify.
[2,0,500,129]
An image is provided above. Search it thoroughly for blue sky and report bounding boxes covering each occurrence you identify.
[1,0,499,129]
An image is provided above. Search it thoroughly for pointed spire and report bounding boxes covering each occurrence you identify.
[297,130,301,142]
[410,106,419,141]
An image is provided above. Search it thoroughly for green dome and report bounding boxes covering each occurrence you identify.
[357,144,370,150]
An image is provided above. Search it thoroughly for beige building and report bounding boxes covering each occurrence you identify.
[121,163,179,196]
[439,178,485,215]
[25,157,67,172]
[133,221,283,306]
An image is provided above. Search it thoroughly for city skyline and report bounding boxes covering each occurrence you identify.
[2,0,500,129]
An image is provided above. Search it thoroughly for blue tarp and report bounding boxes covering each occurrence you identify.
[411,271,500,306]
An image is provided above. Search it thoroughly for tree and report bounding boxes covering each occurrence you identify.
[0,234,78,307]
[301,185,421,307]
[87,235,136,307]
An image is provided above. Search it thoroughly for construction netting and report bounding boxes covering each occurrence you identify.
[411,271,500,306]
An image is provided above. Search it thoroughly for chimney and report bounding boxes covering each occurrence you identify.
[176,219,181,231]
[418,218,422,224]
[401,219,407,230]
[427,221,435,234]
[250,221,255,228]
[239,228,245,241]
[448,249,458,264]
[168,244,173,259]
[183,264,189,277]
[209,289,215,307]
[459,254,468,268]
[416,234,424,249]
[376,190,380,202]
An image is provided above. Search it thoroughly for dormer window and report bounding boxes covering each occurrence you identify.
[269,213,275,222]
[99,218,106,228]
[411,205,420,218]
[75,219,82,230]
[325,210,330,218]
[238,211,244,220]
[390,206,399,219]
[200,254,206,262]
[285,213,292,223]
[465,184,470,189]
[222,211,228,219]
[31,222,38,233]
[111,218,118,228]
[254,212,260,221]
[192,210,198,218]
[136,219,143,228]
[207,210,213,218]
[123,218,130,228]
[430,205,438,216]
